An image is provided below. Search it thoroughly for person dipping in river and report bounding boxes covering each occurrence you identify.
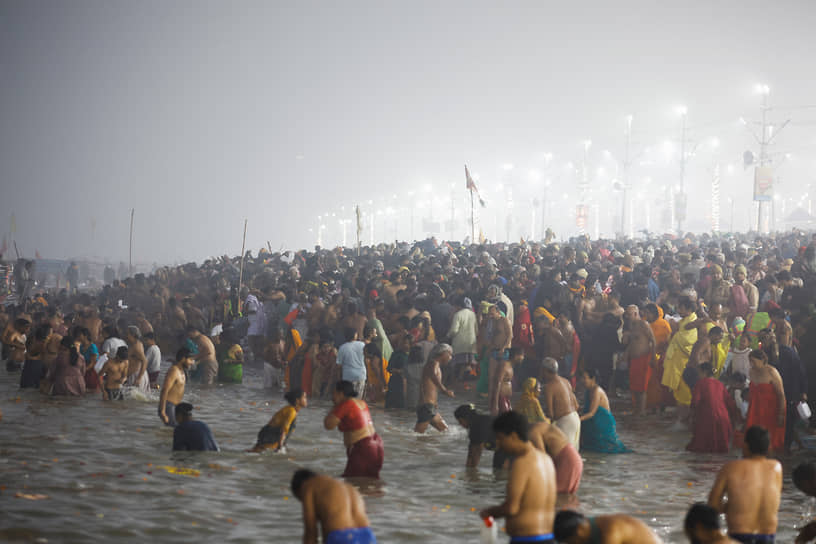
[249,388,308,452]
[479,411,556,544]
[579,368,631,453]
[291,468,377,544]
[415,343,455,433]
[100,346,129,400]
[684,503,740,544]
[158,347,194,426]
[553,510,663,543]
[528,419,583,495]
[324,380,384,479]
[454,403,510,470]
[491,346,521,415]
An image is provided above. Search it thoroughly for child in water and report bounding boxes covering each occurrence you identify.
[249,389,308,452]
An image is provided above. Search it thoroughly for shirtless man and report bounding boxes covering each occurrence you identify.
[684,503,740,544]
[125,326,149,393]
[158,347,194,426]
[479,411,556,543]
[487,303,512,415]
[622,305,656,415]
[100,346,129,400]
[708,426,782,543]
[291,469,376,544]
[492,347,521,415]
[3,317,30,371]
[415,343,455,433]
[187,325,218,385]
[540,357,581,450]
[553,510,662,543]
[528,420,583,495]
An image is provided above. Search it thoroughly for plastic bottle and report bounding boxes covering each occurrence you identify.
[480,515,498,544]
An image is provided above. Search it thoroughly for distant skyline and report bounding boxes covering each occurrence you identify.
[1,1,815,263]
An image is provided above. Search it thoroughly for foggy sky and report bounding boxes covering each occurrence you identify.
[1,0,815,265]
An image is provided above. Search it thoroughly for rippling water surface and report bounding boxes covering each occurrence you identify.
[1,363,811,543]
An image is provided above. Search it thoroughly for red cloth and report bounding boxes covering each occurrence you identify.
[745,382,786,453]
[628,353,652,393]
[343,433,384,479]
[512,306,534,351]
[687,377,734,453]
[84,367,100,391]
[553,443,583,494]
[331,399,373,432]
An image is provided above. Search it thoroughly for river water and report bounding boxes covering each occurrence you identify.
[1,363,812,543]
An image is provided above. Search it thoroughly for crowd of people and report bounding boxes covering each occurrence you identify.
[2,229,816,542]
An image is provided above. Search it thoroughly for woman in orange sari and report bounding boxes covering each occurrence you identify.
[283,326,303,390]
[363,342,390,404]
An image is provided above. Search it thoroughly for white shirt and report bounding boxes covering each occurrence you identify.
[102,337,127,359]
[146,344,162,373]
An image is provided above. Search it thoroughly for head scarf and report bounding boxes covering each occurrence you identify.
[522,378,538,397]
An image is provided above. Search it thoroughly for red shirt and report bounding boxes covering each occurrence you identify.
[331,399,372,432]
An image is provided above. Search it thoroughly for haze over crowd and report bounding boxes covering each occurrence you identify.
[1,0,815,264]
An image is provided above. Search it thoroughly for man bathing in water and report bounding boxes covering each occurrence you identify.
[100,346,129,400]
[415,343,455,433]
[479,411,556,543]
[125,326,149,393]
[622,304,655,415]
[553,510,663,543]
[187,325,218,385]
[492,347,521,415]
[291,468,376,544]
[540,357,581,450]
[159,348,194,426]
[528,419,583,495]
[708,426,782,543]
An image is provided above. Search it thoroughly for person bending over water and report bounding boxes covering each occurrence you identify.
[249,388,307,452]
[172,403,219,451]
[324,380,384,479]
[454,404,511,470]
[291,468,376,544]
[415,343,455,433]
[553,510,662,543]
[479,411,556,543]
[708,426,782,543]
[528,420,583,495]
[579,368,631,453]
[684,503,740,543]
[158,348,194,426]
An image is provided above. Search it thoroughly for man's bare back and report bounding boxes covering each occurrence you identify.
[528,421,568,459]
[543,376,578,420]
[709,456,782,535]
[503,446,556,537]
[298,474,371,542]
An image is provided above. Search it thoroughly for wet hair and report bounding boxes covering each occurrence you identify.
[343,327,357,343]
[793,462,816,488]
[335,380,358,398]
[744,425,770,456]
[103,325,119,338]
[143,331,155,341]
[76,326,91,339]
[291,468,317,495]
[492,411,529,442]
[175,402,194,418]
[643,303,659,317]
[698,363,713,377]
[185,325,199,334]
[553,510,586,540]
[583,367,600,382]
[116,346,129,359]
[708,326,723,337]
[60,336,79,366]
[454,404,477,422]
[362,325,376,339]
[748,349,767,364]
[176,347,192,361]
[284,388,304,406]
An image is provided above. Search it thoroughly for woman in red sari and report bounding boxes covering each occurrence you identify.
[745,349,786,454]
[687,363,736,453]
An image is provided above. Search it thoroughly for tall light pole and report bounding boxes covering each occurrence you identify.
[579,140,591,235]
[621,115,633,237]
[677,106,688,235]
